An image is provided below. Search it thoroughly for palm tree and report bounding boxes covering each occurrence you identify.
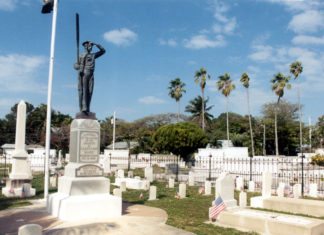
[240,72,255,156]
[185,96,214,125]
[217,73,235,142]
[290,61,303,155]
[194,68,210,131]
[271,72,291,156]
[168,78,186,122]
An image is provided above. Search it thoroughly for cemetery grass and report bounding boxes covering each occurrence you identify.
[122,181,259,235]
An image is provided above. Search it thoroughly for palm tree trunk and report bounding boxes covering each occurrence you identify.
[298,87,303,155]
[247,88,255,156]
[275,98,280,156]
[226,97,229,142]
[177,100,180,123]
[201,88,205,131]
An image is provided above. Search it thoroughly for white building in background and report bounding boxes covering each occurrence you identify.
[195,146,249,159]
[1,143,56,158]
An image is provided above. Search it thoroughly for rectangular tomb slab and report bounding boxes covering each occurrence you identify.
[214,208,324,235]
[251,196,324,218]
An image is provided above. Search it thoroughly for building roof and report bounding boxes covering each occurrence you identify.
[106,141,139,150]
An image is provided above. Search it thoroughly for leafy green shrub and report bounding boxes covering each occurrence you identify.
[153,122,207,161]
[311,154,324,166]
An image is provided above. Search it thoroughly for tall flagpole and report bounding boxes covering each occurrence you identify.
[44,0,58,201]
[112,111,116,150]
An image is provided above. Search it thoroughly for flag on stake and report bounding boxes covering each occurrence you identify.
[209,195,226,220]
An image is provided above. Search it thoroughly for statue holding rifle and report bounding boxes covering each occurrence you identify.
[74,13,105,116]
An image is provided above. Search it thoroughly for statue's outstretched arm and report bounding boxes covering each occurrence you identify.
[93,43,106,58]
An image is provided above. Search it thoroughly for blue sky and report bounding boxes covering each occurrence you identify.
[0,0,323,124]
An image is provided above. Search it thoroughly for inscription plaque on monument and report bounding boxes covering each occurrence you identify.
[79,131,99,163]
[76,164,104,177]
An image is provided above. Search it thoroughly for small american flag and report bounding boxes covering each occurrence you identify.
[209,196,226,220]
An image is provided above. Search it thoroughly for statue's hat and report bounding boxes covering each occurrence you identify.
[82,41,92,46]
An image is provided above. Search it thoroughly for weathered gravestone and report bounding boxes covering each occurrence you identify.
[205,181,212,195]
[179,183,186,198]
[215,172,237,208]
[149,186,157,200]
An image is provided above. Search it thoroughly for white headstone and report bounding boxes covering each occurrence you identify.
[103,155,111,174]
[113,188,122,198]
[262,172,272,198]
[188,171,195,186]
[128,171,134,178]
[248,181,255,192]
[57,150,62,168]
[143,179,150,190]
[309,183,318,198]
[277,185,285,197]
[145,166,153,182]
[134,176,141,180]
[239,191,247,208]
[149,186,157,200]
[120,181,126,192]
[179,183,186,198]
[293,183,302,198]
[215,172,237,208]
[117,169,124,178]
[50,176,57,188]
[169,178,175,188]
[205,181,212,195]
[18,224,42,235]
[236,177,244,191]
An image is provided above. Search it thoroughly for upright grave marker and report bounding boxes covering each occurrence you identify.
[2,101,35,197]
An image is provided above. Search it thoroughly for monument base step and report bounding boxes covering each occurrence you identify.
[251,196,324,217]
[48,192,122,221]
[213,208,324,235]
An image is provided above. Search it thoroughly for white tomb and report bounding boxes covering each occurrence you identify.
[114,177,150,190]
[48,118,122,221]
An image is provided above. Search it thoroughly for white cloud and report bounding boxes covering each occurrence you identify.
[288,10,324,34]
[262,0,322,12]
[210,0,237,35]
[249,45,273,62]
[0,54,46,92]
[159,38,177,47]
[0,0,17,11]
[138,96,165,105]
[292,35,324,45]
[184,35,226,49]
[103,28,137,46]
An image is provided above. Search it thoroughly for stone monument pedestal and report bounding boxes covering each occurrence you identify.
[2,101,35,198]
[47,118,122,221]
